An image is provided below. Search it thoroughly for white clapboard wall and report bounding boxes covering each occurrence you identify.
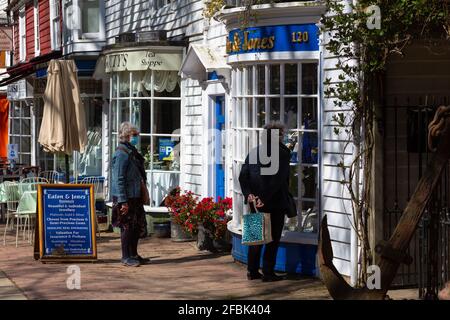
[321,0,357,277]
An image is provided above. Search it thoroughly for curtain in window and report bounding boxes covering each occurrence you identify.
[140,70,179,93]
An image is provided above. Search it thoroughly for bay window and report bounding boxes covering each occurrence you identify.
[110,70,181,207]
[232,62,320,235]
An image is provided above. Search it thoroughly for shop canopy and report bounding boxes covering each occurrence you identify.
[180,44,230,80]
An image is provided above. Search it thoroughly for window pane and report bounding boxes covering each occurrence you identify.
[22,119,31,135]
[151,136,181,171]
[301,131,318,164]
[12,119,20,134]
[300,200,318,233]
[302,98,318,130]
[131,100,150,134]
[21,154,31,166]
[285,63,298,95]
[270,98,280,122]
[154,82,181,98]
[284,98,298,129]
[300,166,317,200]
[20,137,31,153]
[153,100,180,134]
[302,63,318,94]
[119,72,130,97]
[22,105,30,117]
[246,98,253,128]
[269,65,280,94]
[112,74,118,97]
[256,98,265,127]
[12,104,20,117]
[246,67,253,95]
[289,164,299,196]
[131,71,149,97]
[257,65,265,95]
[119,100,130,124]
[111,100,118,132]
[139,135,151,169]
[81,0,100,34]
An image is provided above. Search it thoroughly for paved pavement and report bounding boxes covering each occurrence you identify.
[0,226,419,300]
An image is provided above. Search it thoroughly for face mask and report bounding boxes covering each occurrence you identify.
[130,135,139,146]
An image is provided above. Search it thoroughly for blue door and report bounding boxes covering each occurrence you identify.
[215,96,225,200]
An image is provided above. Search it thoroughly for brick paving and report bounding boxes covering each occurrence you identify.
[0,225,418,300]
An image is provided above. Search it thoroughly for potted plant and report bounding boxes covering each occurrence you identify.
[191,196,232,252]
[164,187,198,242]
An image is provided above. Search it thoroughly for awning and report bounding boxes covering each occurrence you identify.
[0,50,62,87]
[180,44,230,80]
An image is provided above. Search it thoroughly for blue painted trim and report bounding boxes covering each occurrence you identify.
[231,232,317,276]
[215,96,225,200]
[208,71,219,80]
[36,59,97,78]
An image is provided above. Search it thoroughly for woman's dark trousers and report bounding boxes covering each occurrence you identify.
[119,198,143,259]
[247,212,285,275]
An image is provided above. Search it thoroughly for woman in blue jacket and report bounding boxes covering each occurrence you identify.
[111,122,148,267]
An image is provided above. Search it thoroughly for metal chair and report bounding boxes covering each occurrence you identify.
[39,170,60,184]
[80,177,104,238]
[19,177,49,194]
[2,181,19,246]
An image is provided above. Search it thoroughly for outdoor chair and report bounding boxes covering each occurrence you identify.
[19,177,49,194]
[2,181,19,246]
[39,170,60,184]
[80,177,104,238]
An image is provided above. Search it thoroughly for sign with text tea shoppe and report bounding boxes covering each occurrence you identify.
[37,184,97,261]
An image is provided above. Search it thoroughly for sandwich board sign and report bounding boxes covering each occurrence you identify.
[37,184,97,262]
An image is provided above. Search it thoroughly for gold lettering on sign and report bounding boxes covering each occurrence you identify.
[291,32,309,43]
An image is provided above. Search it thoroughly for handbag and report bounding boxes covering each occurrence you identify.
[140,179,150,206]
[242,200,273,246]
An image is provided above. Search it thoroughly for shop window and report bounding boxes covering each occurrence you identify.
[231,63,320,234]
[9,101,32,165]
[110,70,181,207]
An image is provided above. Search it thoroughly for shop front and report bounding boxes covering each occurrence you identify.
[218,3,325,275]
[100,43,185,208]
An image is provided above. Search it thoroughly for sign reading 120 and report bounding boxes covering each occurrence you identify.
[227,24,319,55]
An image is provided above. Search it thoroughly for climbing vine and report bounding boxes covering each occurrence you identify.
[321,0,449,286]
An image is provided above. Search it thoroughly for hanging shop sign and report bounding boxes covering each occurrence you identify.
[226,24,319,55]
[7,144,18,160]
[37,184,97,262]
[105,50,183,73]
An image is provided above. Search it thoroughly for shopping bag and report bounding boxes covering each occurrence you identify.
[241,201,272,245]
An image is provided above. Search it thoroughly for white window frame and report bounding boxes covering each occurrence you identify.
[49,0,61,50]
[34,0,40,56]
[109,71,182,208]
[77,0,105,40]
[18,6,26,61]
[231,61,321,238]
[9,101,33,165]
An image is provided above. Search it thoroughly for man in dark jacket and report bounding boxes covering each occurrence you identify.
[239,122,296,282]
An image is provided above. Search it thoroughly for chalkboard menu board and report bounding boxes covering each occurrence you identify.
[37,184,97,261]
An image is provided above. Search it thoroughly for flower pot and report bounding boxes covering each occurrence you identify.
[170,219,195,242]
[196,224,216,252]
[213,230,232,252]
[153,221,171,238]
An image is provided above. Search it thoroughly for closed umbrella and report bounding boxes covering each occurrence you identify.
[38,59,87,182]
